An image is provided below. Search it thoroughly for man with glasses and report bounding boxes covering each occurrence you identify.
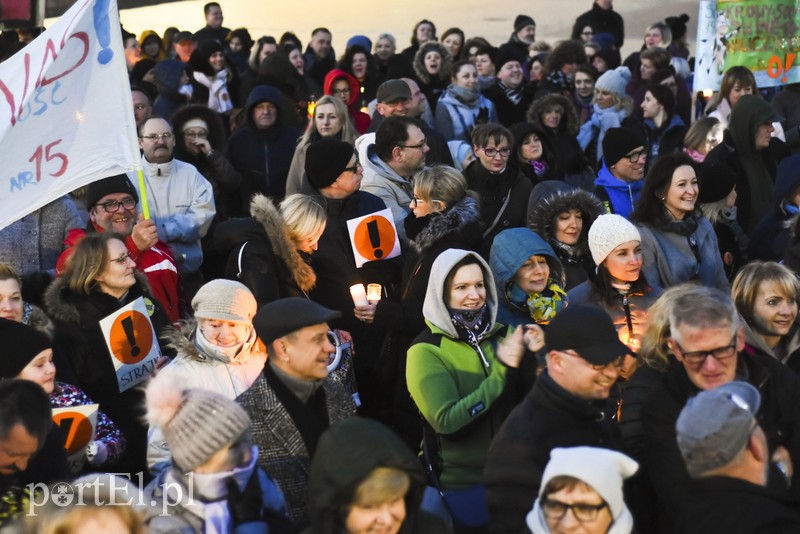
[358,116,428,242]
[593,127,646,219]
[636,286,800,533]
[57,174,183,322]
[675,382,800,532]
[485,305,629,533]
[464,123,532,255]
[129,117,215,300]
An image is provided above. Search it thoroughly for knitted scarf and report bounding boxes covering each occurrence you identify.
[193,70,233,113]
[448,83,481,106]
[498,80,523,105]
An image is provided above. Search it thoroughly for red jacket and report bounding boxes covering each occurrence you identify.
[323,68,371,134]
[57,226,184,323]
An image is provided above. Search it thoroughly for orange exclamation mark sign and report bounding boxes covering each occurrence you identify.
[784,53,797,83]
[121,316,140,357]
[367,219,383,258]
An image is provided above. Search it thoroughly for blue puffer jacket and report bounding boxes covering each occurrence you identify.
[489,228,564,327]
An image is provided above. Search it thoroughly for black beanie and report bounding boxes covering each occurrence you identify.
[514,15,535,33]
[494,47,519,72]
[698,162,736,204]
[86,174,140,209]
[305,140,356,190]
[647,84,675,116]
[666,14,690,42]
[602,128,645,166]
[0,318,52,379]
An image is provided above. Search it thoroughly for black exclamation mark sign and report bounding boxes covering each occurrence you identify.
[367,220,383,258]
[121,316,140,357]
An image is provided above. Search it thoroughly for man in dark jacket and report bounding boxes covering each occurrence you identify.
[674,382,800,533]
[636,286,800,534]
[304,28,336,89]
[237,298,356,528]
[302,140,400,418]
[485,305,628,534]
[747,153,800,262]
[226,85,300,210]
[498,15,536,65]
[192,2,230,43]
[482,49,535,127]
[571,0,625,49]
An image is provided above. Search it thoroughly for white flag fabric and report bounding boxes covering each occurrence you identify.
[0,0,139,230]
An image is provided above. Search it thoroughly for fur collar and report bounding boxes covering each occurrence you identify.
[410,196,481,254]
[528,188,603,257]
[249,194,316,292]
[527,94,580,135]
[45,271,153,325]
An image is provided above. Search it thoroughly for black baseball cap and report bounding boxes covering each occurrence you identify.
[546,305,629,365]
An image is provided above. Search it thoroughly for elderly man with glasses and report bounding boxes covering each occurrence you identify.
[485,305,630,534]
[128,117,215,301]
[634,286,800,534]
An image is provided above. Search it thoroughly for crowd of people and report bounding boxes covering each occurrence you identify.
[2,0,800,532]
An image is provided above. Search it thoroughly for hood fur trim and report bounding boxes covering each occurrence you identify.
[249,194,316,292]
[527,94,579,136]
[413,42,452,85]
[411,196,481,254]
[528,188,604,254]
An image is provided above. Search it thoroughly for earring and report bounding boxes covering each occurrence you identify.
[660,197,666,202]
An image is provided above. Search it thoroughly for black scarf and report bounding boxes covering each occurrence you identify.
[656,210,700,236]
[498,81,522,105]
[449,304,493,351]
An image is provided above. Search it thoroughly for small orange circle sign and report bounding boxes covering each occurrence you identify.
[353,215,395,261]
[108,310,154,364]
[53,411,94,456]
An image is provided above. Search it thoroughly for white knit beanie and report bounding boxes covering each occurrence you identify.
[192,279,257,323]
[595,66,631,100]
[539,447,638,521]
[588,214,641,266]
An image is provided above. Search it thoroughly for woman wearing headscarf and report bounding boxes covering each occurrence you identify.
[704,94,790,232]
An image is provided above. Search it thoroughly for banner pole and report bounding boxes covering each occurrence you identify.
[136,169,150,220]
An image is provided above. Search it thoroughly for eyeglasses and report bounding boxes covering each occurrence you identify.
[398,138,427,150]
[332,88,351,96]
[672,334,738,367]
[109,252,132,264]
[541,498,608,522]
[482,147,511,158]
[625,150,647,163]
[411,196,441,207]
[95,198,136,213]
[183,131,208,139]
[140,132,174,141]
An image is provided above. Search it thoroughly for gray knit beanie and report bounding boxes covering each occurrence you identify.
[192,279,257,323]
[588,214,641,266]
[595,66,631,100]
[146,373,251,472]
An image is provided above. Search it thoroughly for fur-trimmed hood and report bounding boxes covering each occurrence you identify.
[249,194,316,292]
[22,302,55,338]
[45,271,153,325]
[527,186,604,254]
[527,94,579,136]
[413,42,452,85]
[410,195,481,254]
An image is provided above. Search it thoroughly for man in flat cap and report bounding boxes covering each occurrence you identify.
[237,297,356,529]
[675,382,800,532]
[485,305,628,533]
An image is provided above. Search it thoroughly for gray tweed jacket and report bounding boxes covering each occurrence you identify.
[236,371,356,527]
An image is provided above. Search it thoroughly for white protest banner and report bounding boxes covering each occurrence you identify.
[52,403,98,473]
[0,0,140,230]
[345,208,401,268]
[98,296,161,392]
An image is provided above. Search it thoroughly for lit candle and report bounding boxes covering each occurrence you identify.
[367,284,382,303]
[350,284,368,306]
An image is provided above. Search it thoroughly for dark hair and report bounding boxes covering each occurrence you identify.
[226,28,254,52]
[203,2,220,15]
[719,66,757,102]
[650,66,677,85]
[575,63,600,82]
[311,27,332,38]
[646,83,675,118]
[471,123,513,149]
[465,37,491,56]
[410,19,437,46]
[631,151,697,223]
[474,45,496,63]
[451,59,475,80]
[590,263,651,308]
[0,379,51,445]
[338,45,373,79]
[279,32,302,50]
[640,47,671,71]
[544,40,586,75]
[375,116,419,161]
[441,27,466,59]
[443,255,484,306]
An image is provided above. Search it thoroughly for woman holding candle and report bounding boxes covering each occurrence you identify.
[406,249,541,529]
[567,214,661,374]
[354,166,482,449]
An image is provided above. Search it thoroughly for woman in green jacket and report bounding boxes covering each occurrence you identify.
[406,249,541,529]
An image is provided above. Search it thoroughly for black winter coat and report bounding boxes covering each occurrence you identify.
[45,274,174,476]
[638,352,800,533]
[676,476,800,534]
[484,371,622,534]
[482,82,536,127]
